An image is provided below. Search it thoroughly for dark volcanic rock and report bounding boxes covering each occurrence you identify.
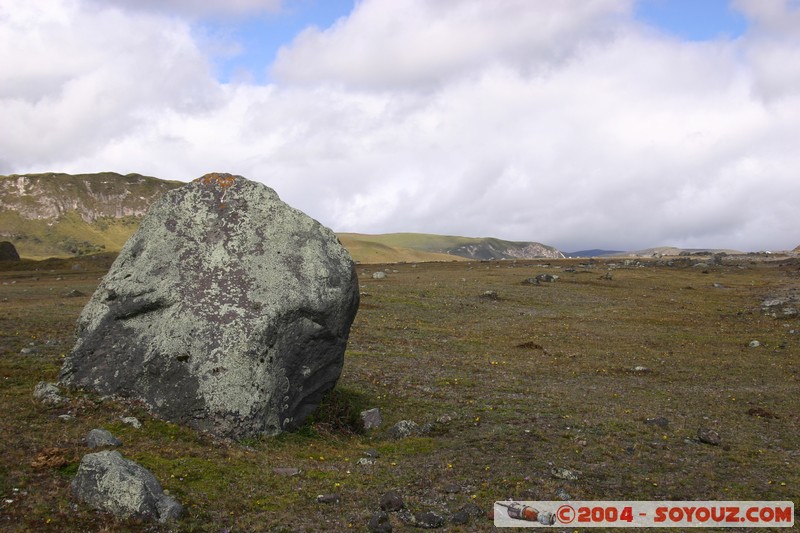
[59,173,359,440]
[0,241,20,261]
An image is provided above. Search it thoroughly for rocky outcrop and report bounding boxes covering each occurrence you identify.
[59,173,359,439]
[447,238,564,260]
[0,241,20,261]
[72,450,182,523]
[0,172,182,222]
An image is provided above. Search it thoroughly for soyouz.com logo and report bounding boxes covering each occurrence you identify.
[493,501,795,528]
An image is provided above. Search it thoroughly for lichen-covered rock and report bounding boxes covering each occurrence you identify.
[59,173,359,439]
[72,450,182,523]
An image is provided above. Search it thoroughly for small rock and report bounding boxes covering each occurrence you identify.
[435,414,452,424]
[697,428,721,446]
[551,467,579,481]
[372,271,387,280]
[521,277,539,285]
[442,483,461,494]
[357,457,376,466]
[363,449,381,458]
[121,416,142,429]
[748,340,761,348]
[368,510,392,533]
[388,420,419,439]
[71,450,181,523]
[63,289,86,298]
[414,510,445,529]
[535,273,559,283]
[85,429,122,448]
[316,493,340,504]
[644,416,669,428]
[272,467,301,476]
[457,503,484,520]
[361,408,382,430]
[747,407,778,419]
[555,487,572,500]
[20,347,38,355]
[380,491,404,512]
[632,366,649,373]
[480,290,498,300]
[33,382,65,406]
[450,509,469,524]
[58,414,75,422]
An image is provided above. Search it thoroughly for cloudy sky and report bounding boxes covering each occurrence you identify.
[1,0,798,252]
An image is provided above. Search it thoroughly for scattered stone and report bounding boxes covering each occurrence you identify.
[748,340,761,348]
[85,429,122,449]
[480,290,498,300]
[442,483,461,494]
[361,408,382,430]
[316,493,340,504]
[712,283,725,288]
[357,457,376,466]
[19,347,38,355]
[747,407,778,419]
[63,289,87,298]
[697,428,721,446]
[555,487,572,500]
[600,272,613,280]
[551,467,579,481]
[363,449,381,458]
[435,414,452,424]
[0,241,20,261]
[521,277,539,285]
[535,273,559,283]
[58,414,75,422]
[380,491,404,512]
[644,416,669,428]
[372,271,387,280]
[58,174,360,440]
[368,510,392,533]
[456,502,484,521]
[33,382,66,406]
[121,416,142,429]
[272,467,301,477]
[450,509,469,525]
[388,420,419,439]
[414,510,445,529]
[632,366,649,373]
[71,450,182,523]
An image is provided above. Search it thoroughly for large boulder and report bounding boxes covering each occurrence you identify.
[59,173,359,439]
[0,241,20,261]
[72,450,182,523]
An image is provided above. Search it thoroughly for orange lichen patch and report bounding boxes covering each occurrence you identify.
[194,173,237,189]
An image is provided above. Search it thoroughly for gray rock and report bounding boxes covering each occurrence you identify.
[697,428,721,446]
[33,382,65,406]
[85,429,122,448]
[450,509,469,525]
[316,493,340,504]
[368,510,392,533]
[71,450,182,523]
[644,416,669,428]
[535,273,559,283]
[372,271,387,280]
[361,407,382,430]
[551,467,579,481]
[59,174,359,440]
[120,416,142,429]
[380,491,404,512]
[357,457,376,466]
[272,467,301,477]
[480,290,498,300]
[388,420,419,439]
[748,340,761,348]
[414,511,445,529]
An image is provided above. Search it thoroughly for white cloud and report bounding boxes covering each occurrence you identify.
[2,0,799,252]
[84,0,284,18]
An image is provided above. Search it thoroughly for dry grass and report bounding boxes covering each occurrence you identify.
[0,256,798,531]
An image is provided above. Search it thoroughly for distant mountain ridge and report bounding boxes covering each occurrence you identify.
[0,172,563,262]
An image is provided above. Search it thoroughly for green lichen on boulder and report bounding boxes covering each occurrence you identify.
[59,173,359,439]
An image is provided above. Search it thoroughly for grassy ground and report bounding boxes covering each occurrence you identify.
[0,256,798,531]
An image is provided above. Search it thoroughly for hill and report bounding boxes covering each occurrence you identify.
[1,172,183,258]
[340,233,564,263]
[1,172,563,263]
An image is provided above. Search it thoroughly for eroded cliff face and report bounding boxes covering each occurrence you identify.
[0,172,183,222]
